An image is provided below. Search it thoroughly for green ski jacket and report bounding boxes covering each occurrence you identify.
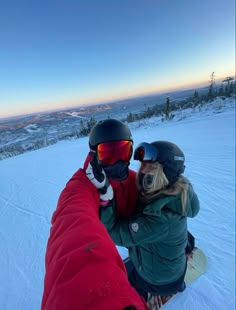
[100,181,200,285]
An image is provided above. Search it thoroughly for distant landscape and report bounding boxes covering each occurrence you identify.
[0,82,234,160]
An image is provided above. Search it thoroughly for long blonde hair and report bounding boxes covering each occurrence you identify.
[137,163,189,214]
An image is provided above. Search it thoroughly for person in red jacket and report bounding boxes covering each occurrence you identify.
[41,119,149,310]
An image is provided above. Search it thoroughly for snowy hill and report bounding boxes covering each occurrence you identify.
[0,97,235,309]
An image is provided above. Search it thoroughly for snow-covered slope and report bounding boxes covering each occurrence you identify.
[0,98,235,309]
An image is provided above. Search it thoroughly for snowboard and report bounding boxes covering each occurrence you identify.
[147,247,207,310]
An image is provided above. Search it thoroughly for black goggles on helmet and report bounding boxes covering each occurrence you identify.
[134,142,158,162]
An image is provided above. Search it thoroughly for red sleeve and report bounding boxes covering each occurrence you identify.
[41,168,148,310]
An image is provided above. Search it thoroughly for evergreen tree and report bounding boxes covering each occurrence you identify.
[208,72,216,101]
[127,112,134,122]
[222,77,234,96]
[79,119,85,133]
[218,84,224,96]
[165,97,171,120]
[87,116,97,132]
[193,90,200,104]
[229,81,235,95]
[79,116,97,136]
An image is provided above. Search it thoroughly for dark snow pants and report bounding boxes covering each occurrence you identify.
[124,258,186,301]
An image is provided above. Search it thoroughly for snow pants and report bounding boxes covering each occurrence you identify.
[124,258,186,301]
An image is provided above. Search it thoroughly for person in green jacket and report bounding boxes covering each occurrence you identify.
[99,140,200,301]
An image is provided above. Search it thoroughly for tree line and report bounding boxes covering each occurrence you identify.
[124,73,235,123]
[0,73,235,160]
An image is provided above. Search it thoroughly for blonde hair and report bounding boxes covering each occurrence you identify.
[137,163,188,214]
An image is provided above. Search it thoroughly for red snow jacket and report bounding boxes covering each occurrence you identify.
[41,155,147,310]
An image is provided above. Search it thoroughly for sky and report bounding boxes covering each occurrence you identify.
[0,0,235,118]
[0,97,235,309]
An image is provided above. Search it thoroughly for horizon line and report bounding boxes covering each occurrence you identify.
[1,77,234,120]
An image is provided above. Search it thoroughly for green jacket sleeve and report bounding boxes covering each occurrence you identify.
[100,205,169,247]
[186,183,200,218]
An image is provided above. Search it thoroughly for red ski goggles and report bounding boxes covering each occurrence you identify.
[97,140,133,165]
[134,142,158,162]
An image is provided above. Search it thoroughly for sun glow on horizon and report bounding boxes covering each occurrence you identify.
[1,70,235,119]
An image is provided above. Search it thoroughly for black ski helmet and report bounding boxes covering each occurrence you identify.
[150,141,185,185]
[89,119,133,150]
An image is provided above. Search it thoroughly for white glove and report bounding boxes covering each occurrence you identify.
[100,184,113,201]
[86,161,113,202]
[86,162,107,189]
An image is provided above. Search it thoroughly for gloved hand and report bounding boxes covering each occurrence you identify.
[86,153,113,203]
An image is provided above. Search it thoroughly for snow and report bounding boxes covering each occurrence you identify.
[0,98,235,309]
[24,124,41,133]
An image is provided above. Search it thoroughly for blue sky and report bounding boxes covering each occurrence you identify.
[0,0,235,118]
